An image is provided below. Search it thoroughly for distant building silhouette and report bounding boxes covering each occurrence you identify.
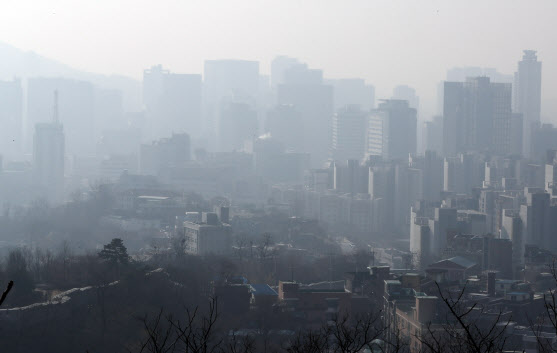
[203,60,259,147]
[27,78,94,156]
[443,77,513,156]
[140,133,191,175]
[265,104,304,153]
[331,105,368,162]
[277,64,333,167]
[33,91,65,203]
[513,50,542,157]
[326,78,375,111]
[143,65,202,140]
[367,100,417,161]
[218,102,258,152]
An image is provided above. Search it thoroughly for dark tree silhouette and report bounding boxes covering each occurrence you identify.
[0,280,14,307]
[99,238,129,265]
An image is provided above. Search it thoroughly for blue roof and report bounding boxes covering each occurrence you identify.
[250,284,278,296]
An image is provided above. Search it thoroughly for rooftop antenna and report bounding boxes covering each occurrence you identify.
[53,90,59,123]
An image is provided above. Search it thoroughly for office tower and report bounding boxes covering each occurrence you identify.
[218,102,258,152]
[204,60,259,145]
[513,50,542,157]
[204,60,259,102]
[326,78,375,111]
[443,153,484,194]
[33,91,65,203]
[501,209,524,269]
[483,238,513,279]
[430,208,457,256]
[392,85,419,111]
[519,187,557,252]
[139,133,191,175]
[277,64,333,167]
[367,100,417,161]
[143,65,202,140]
[333,160,368,194]
[531,123,557,163]
[27,78,94,156]
[254,136,309,183]
[410,208,432,269]
[368,160,396,232]
[0,79,23,159]
[331,105,368,162]
[443,77,512,156]
[409,150,443,202]
[545,150,557,199]
[508,113,524,156]
[265,104,303,152]
[282,63,323,85]
[422,115,443,154]
[271,56,301,88]
[446,67,513,83]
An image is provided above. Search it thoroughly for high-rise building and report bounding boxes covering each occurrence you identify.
[333,160,368,194]
[143,65,202,140]
[501,209,524,269]
[277,64,333,167]
[331,105,368,162]
[0,79,23,159]
[392,85,419,111]
[519,187,557,252]
[265,104,303,152]
[367,100,417,161]
[443,77,512,156]
[27,78,94,156]
[422,115,443,154]
[33,91,65,203]
[513,50,542,157]
[270,56,301,88]
[531,123,557,163]
[203,60,259,145]
[218,102,258,152]
[326,78,375,111]
[140,133,191,175]
[409,151,443,202]
[443,153,484,194]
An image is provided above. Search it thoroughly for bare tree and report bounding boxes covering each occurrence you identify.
[530,258,557,353]
[417,282,514,353]
[0,280,14,307]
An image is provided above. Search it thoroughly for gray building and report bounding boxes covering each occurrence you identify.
[184,211,232,255]
[331,105,368,162]
[513,50,542,157]
[33,92,65,203]
[367,100,417,161]
[143,65,202,140]
[443,77,512,156]
[140,133,191,175]
[277,64,333,167]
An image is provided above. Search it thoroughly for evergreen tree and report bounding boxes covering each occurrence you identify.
[98,238,129,265]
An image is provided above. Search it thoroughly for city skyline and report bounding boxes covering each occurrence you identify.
[1,1,557,121]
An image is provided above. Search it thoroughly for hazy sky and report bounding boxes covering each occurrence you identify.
[1,0,556,119]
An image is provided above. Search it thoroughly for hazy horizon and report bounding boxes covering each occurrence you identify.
[1,0,556,121]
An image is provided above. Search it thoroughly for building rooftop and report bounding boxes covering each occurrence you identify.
[447,256,476,269]
[250,284,278,296]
